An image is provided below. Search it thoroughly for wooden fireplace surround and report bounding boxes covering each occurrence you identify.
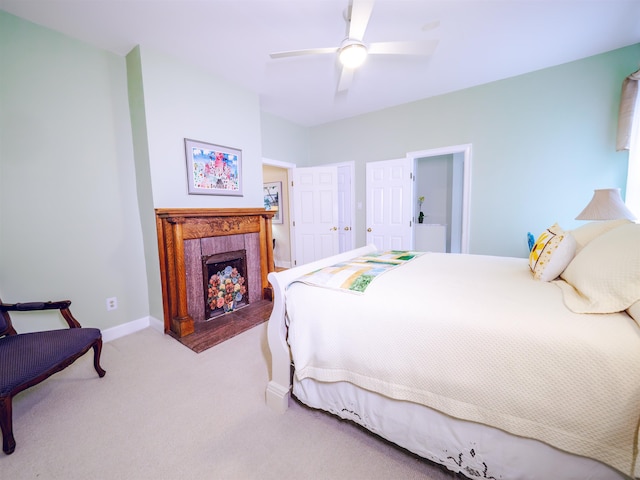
[155,208,275,338]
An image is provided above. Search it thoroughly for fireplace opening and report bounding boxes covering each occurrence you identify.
[202,249,248,320]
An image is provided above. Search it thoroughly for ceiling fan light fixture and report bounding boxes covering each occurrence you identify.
[339,41,368,69]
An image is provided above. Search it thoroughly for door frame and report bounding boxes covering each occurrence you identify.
[262,157,296,267]
[407,144,472,253]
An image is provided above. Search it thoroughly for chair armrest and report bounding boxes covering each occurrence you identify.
[0,300,72,312]
[0,301,81,328]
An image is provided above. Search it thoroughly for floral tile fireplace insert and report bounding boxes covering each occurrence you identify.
[203,249,248,319]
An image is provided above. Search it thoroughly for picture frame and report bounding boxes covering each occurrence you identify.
[184,138,242,196]
[263,181,283,224]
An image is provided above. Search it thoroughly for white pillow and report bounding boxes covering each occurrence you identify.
[529,223,576,281]
[555,223,640,313]
[570,219,631,254]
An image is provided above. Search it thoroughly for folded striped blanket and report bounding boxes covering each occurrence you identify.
[293,250,424,294]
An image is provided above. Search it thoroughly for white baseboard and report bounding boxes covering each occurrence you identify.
[148,316,164,333]
[101,315,164,343]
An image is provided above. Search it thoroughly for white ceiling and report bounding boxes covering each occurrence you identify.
[2,0,639,127]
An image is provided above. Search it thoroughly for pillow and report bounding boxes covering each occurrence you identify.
[529,223,576,281]
[555,223,640,314]
[628,300,640,327]
[570,219,631,253]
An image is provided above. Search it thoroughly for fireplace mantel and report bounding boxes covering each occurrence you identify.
[155,208,275,338]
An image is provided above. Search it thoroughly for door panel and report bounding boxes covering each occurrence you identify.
[366,158,413,251]
[292,166,339,265]
[336,164,354,253]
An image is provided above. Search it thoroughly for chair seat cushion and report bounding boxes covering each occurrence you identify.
[0,328,101,396]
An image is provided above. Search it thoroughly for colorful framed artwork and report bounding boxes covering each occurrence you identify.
[263,181,283,224]
[184,138,242,196]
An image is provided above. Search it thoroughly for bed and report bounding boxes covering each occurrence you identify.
[265,220,640,479]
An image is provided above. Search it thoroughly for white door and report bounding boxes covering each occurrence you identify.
[366,158,413,251]
[291,166,339,265]
[337,164,354,252]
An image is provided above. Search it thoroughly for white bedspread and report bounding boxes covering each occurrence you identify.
[285,253,640,477]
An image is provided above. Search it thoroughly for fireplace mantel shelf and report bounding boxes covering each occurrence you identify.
[155,208,275,338]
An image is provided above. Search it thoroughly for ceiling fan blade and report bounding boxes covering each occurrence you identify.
[270,47,338,59]
[421,20,441,32]
[348,0,375,41]
[337,66,354,93]
[368,39,438,56]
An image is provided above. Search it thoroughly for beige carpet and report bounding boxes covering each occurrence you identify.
[1,324,459,479]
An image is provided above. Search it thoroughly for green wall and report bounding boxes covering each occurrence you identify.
[2,8,638,333]
[132,46,264,209]
[307,44,638,257]
[0,11,149,331]
[1,11,266,332]
[126,45,265,322]
[261,112,310,166]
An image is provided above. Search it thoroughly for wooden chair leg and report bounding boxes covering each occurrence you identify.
[0,396,16,454]
[92,339,106,378]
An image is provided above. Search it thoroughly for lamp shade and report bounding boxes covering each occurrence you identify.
[575,188,637,221]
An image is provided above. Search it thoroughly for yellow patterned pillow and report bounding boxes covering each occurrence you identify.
[529,223,576,281]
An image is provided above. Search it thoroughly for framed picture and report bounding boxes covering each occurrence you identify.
[263,181,283,224]
[184,138,242,196]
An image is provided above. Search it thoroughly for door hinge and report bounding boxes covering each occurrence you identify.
[292,220,295,227]
[410,172,413,180]
[291,180,294,187]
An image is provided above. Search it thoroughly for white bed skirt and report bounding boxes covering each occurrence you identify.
[293,377,629,480]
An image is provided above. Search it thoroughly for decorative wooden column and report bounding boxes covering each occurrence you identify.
[155,208,275,338]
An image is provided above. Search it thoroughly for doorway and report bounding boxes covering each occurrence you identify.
[262,160,294,269]
[409,145,471,253]
[262,159,356,268]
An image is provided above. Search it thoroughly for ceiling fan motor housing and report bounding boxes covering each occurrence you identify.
[339,39,368,68]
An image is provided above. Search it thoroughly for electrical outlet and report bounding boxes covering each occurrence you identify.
[106,297,118,311]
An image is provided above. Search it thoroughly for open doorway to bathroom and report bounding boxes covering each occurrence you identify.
[410,145,471,254]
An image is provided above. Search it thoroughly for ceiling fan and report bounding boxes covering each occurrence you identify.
[269,0,438,93]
